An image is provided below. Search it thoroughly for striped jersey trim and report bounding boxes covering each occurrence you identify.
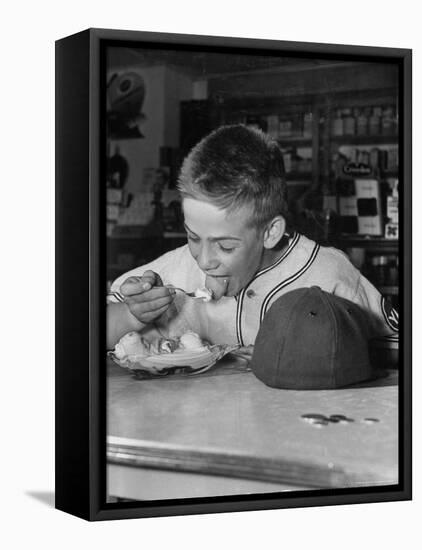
[235,233,301,346]
[107,291,126,303]
[381,296,399,332]
[260,242,320,323]
[382,333,399,342]
[254,232,300,278]
[236,287,247,346]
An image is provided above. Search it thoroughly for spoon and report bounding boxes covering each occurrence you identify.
[110,286,213,302]
[165,286,211,300]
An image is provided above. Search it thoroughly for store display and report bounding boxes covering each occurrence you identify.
[175,93,399,299]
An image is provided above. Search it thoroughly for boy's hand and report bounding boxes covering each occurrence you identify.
[119,270,176,325]
[234,345,254,361]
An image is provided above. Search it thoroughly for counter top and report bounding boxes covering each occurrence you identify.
[107,354,398,500]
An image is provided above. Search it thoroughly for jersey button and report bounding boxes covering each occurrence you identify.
[246,289,256,298]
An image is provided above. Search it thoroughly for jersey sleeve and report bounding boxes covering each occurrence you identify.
[335,272,399,338]
[320,246,399,339]
[354,274,399,337]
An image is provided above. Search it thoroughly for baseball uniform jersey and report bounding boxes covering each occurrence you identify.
[108,232,399,346]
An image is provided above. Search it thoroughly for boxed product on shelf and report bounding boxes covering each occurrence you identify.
[106,204,120,221]
[385,223,399,239]
[355,178,383,236]
[117,191,154,226]
[107,188,123,204]
[337,178,384,237]
[385,177,399,239]
[278,118,293,137]
[386,195,399,224]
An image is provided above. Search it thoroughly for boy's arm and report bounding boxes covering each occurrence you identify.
[107,271,177,349]
[106,302,145,350]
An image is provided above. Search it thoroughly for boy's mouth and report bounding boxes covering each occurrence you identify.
[205,275,229,300]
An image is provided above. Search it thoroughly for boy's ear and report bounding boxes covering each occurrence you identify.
[263,216,286,249]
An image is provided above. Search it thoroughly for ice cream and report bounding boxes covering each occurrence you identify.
[113,331,207,360]
[204,276,228,301]
[113,331,150,359]
[179,331,208,351]
[150,337,179,355]
[194,287,213,302]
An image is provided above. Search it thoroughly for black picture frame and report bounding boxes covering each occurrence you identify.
[55,28,412,521]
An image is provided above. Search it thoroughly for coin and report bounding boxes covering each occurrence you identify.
[329,414,354,424]
[311,420,329,428]
[363,417,380,424]
[301,413,329,421]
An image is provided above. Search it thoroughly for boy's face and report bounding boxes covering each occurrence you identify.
[182,198,266,298]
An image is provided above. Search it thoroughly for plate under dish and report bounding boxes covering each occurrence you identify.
[108,344,239,376]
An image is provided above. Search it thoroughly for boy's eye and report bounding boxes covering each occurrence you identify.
[187,234,236,252]
[218,244,235,253]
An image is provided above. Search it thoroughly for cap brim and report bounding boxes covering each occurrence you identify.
[337,367,396,389]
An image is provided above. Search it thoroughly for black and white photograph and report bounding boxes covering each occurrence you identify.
[4,0,422,543]
[100,33,409,510]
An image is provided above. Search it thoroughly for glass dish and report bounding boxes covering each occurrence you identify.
[108,344,239,376]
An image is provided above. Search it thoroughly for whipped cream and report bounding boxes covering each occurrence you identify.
[179,331,207,351]
[114,331,149,359]
[194,286,213,302]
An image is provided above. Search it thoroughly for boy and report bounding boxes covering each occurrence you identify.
[107,125,398,350]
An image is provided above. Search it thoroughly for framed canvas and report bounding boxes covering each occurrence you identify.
[55,28,412,521]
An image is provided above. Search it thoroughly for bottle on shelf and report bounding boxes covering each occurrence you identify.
[387,147,398,172]
[369,107,382,136]
[267,114,280,139]
[367,255,387,287]
[331,109,344,136]
[376,255,389,286]
[343,108,356,136]
[303,112,313,138]
[388,256,399,287]
[282,150,292,173]
[369,147,380,175]
[368,254,400,289]
[381,106,395,135]
[292,113,303,138]
[290,149,299,173]
[356,107,369,136]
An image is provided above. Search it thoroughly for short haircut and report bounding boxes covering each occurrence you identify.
[177,124,288,230]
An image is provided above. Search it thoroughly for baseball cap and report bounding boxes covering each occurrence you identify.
[250,286,376,390]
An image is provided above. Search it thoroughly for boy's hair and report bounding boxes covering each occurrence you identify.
[177,124,288,230]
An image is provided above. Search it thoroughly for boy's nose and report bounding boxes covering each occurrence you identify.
[196,245,219,271]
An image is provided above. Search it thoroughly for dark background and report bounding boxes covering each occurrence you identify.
[106,47,400,309]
